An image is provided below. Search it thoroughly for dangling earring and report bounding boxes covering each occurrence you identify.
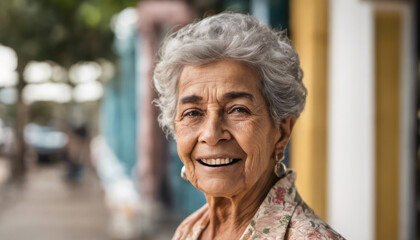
[274,153,287,178]
[181,166,188,181]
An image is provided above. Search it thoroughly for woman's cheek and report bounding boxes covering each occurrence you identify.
[243,132,272,184]
[175,124,199,184]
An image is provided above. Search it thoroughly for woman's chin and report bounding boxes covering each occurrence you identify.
[196,178,244,198]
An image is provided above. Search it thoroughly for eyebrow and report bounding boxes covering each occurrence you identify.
[222,91,254,101]
[179,95,203,104]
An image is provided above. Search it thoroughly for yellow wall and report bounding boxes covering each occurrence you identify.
[289,0,329,220]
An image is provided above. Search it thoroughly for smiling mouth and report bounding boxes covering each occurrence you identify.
[198,158,241,167]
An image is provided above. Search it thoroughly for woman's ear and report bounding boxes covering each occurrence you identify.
[274,116,296,154]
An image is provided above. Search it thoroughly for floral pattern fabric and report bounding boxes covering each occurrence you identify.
[172,169,345,240]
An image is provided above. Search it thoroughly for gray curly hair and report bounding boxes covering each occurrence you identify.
[154,12,307,138]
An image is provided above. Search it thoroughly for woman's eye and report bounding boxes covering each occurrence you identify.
[230,107,250,114]
[184,110,202,117]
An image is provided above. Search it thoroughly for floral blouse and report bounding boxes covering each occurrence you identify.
[172,170,345,240]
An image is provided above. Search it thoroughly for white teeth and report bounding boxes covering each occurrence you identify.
[201,158,235,166]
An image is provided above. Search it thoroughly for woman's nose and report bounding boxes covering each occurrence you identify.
[198,115,231,145]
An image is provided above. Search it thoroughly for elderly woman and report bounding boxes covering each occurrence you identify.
[154,13,344,240]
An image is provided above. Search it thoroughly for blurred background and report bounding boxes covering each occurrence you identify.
[0,0,417,239]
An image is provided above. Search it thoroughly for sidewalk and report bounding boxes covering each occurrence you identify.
[0,161,109,240]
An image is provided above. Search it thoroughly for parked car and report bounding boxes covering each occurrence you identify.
[24,123,68,164]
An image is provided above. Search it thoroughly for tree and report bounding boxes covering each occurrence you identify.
[0,0,137,181]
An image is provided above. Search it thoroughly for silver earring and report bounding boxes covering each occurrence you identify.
[181,166,188,181]
[274,153,287,178]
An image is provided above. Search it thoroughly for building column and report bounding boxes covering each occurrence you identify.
[328,0,375,239]
[374,3,416,240]
[137,1,192,208]
[374,8,401,240]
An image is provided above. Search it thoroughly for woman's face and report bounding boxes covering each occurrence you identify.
[175,60,282,197]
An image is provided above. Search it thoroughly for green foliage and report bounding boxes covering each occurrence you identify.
[28,102,55,124]
[0,0,138,67]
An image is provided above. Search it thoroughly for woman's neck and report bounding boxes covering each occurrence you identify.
[200,171,278,240]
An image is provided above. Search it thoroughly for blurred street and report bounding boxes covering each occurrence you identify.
[0,157,109,240]
[0,157,179,240]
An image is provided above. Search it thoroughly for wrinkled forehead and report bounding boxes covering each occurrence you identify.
[178,60,261,95]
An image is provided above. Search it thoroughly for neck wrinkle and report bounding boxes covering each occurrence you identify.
[204,171,278,239]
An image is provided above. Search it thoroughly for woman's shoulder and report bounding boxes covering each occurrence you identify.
[172,204,209,240]
[287,201,345,239]
[246,170,345,239]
